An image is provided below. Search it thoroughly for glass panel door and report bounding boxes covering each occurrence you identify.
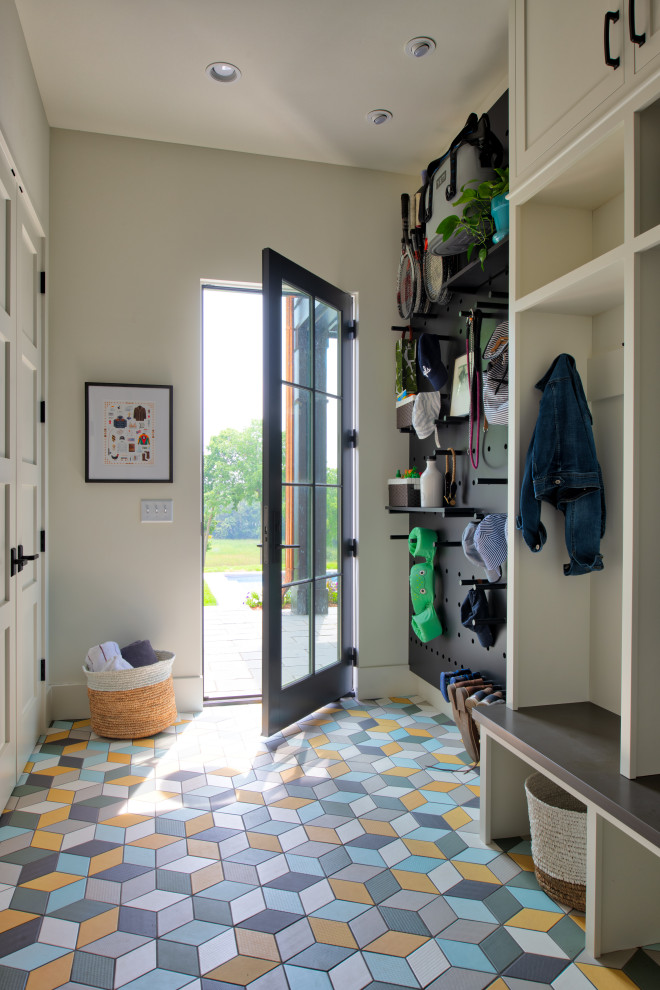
[262,250,354,736]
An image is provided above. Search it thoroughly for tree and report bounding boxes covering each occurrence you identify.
[203,419,262,564]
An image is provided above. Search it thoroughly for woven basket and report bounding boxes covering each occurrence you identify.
[388,478,421,507]
[524,772,587,912]
[84,650,177,739]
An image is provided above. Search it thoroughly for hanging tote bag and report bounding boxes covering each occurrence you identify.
[483,321,509,425]
[422,113,504,257]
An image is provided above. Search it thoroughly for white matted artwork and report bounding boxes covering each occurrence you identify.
[449,354,470,417]
[85,382,173,482]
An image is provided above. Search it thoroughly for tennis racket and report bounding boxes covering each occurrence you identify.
[396,193,415,321]
[410,226,426,315]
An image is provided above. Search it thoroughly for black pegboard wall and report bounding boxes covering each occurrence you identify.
[393,88,510,698]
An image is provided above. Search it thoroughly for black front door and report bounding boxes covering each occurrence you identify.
[262,249,355,736]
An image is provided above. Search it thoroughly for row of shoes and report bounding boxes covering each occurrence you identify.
[440,666,505,705]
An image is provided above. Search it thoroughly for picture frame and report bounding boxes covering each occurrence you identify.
[449,354,470,417]
[85,382,173,482]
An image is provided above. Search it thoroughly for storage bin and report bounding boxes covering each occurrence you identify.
[396,395,416,429]
[388,478,421,507]
[524,772,587,911]
[84,650,177,739]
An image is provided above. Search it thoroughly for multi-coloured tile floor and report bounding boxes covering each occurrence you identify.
[0,696,658,990]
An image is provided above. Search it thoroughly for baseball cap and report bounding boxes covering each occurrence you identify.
[417,333,448,391]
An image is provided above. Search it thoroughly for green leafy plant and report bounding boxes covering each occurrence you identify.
[435,167,509,269]
[245,588,293,609]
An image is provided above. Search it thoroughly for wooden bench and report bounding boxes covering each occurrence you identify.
[472,702,660,957]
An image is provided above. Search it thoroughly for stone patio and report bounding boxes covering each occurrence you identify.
[203,572,339,699]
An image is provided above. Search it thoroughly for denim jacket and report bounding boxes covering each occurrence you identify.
[517,353,606,576]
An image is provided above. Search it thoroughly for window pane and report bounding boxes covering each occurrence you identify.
[282,385,311,483]
[314,300,340,396]
[315,486,339,578]
[282,583,312,686]
[282,485,311,583]
[282,284,311,387]
[315,577,341,672]
[315,394,340,486]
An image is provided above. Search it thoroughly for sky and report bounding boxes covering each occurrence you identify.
[202,284,337,471]
[203,286,263,448]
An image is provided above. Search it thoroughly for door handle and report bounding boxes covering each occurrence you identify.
[258,544,300,549]
[629,0,646,45]
[604,9,621,68]
[10,545,40,577]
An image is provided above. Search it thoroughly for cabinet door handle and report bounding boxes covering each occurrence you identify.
[604,9,621,68]
[629,0,646,45]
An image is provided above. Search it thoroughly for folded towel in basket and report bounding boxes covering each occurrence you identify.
[86,642,132,672]
[121,639,159,668]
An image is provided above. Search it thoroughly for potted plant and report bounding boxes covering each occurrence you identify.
[435,166,509,269]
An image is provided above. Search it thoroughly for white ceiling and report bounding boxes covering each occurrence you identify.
[15,0,508,176]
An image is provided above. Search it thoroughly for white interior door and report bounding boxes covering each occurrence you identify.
[0,145,18,795]
[15,196,44,773]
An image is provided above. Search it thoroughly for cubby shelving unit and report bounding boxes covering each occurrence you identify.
[475,60,660,960]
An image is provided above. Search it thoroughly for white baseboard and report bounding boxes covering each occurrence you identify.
[355,663,415,701]
[408,671,453,718]
[47,675,205,722]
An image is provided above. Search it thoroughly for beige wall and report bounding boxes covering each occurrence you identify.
[0,0,49,225]
[48,128,415,716]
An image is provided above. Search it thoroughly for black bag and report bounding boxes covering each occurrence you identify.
[422,113,504,257]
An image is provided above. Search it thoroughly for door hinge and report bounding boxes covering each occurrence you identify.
[40,271,46,294]
[347,538,358,557]
[40,530,46,553]
[347,429,358,448]
[40,401,45,424]
[346,321,357,338]
[348,647,358,666]
[40,658,46,682]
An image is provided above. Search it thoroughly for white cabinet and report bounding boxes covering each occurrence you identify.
[513,0,660,180]
[632,0,660,73]
[514,0,626,176]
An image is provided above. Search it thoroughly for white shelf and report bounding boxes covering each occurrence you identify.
[515,246,625,316]
[633,222,660,255]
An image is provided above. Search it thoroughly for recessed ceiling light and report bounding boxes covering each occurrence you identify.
[405,37,436,58]
[206,62,242,84]
[366,109,393,125]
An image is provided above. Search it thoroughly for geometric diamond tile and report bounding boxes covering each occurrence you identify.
[0,700,655,990]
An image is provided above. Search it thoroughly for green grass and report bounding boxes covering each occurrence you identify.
[204,538,262,573]
[203,537,337,575]
[203,580,217,605]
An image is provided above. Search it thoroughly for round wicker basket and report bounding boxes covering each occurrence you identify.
[524,771,587,912]
[84,650,177,739]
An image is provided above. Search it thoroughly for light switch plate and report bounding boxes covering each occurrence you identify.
[141,499,173,522]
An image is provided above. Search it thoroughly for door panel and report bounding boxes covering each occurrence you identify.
[15,201,44,773]
[21,357,37,466]
[0,148,16,795]
[262,250,354,735]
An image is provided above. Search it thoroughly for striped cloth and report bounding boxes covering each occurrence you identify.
[474,513,508,574]
[412,391,442,439]
[483,321,508,425]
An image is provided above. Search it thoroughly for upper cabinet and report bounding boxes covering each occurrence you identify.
[513,0,660,180]
[632,0,660,72]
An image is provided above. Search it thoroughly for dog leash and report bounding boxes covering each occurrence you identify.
[466,309,482,469]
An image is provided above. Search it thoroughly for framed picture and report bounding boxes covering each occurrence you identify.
[449,354,470,417]
[85,382,173,482]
